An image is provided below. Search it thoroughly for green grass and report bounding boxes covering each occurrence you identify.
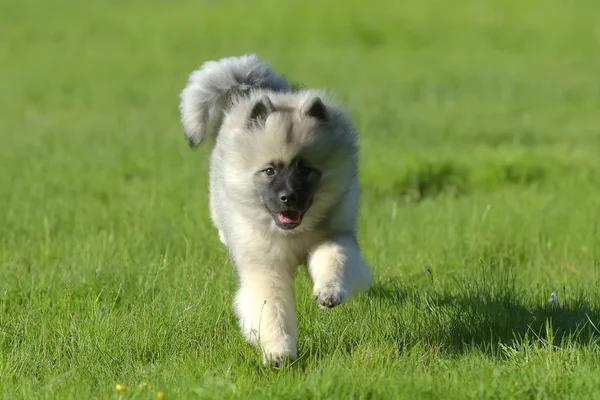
[2,0,600,398]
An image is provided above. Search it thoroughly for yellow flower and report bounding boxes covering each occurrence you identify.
[115,384,129,392]
[139,382,152,389]
[156,392,165,400]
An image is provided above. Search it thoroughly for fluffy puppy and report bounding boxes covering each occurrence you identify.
[179,54,372,367]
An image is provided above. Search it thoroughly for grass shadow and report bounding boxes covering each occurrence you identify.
[367,280,408,305]
[432,290,600,353]
[365,277,600,357]
[392,161,469,203]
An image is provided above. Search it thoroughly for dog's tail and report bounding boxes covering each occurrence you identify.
[179,54,289,148]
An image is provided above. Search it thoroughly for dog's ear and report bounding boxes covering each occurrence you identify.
[301,96,328,121]
[248,95,275,123]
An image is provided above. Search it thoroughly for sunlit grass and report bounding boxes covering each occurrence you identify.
[1,0,600,398]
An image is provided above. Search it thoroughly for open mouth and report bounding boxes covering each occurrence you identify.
[275,210,302,229]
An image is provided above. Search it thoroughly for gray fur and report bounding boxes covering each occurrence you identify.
[179,54,289,148]
[178,54,372,367]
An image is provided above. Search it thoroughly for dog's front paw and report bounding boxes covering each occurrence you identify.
[262,347,296,369]
[268,354,290,369]
[312,284,348,309]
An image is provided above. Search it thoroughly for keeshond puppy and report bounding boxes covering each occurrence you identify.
[178,54,372,367]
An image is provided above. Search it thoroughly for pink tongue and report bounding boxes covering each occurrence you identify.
[277,210,301,224]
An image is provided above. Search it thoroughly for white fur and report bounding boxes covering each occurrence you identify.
[179,54,372,367]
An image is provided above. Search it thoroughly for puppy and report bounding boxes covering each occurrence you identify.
[179,54,372,367]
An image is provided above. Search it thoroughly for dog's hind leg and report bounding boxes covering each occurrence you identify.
[217,230,227,246]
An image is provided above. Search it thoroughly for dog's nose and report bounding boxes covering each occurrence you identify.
[278,190,297,205]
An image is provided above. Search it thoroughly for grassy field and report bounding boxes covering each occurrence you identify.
[2,0,600,398]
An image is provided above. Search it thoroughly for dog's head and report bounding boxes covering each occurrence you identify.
[219,91,358,232]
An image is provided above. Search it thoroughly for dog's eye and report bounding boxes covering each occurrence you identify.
[264,167,275,176]
[297,159,312,176]
[299,165,311,176]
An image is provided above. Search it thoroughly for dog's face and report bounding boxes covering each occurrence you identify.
[253,157,322,230]
[220,93,358,232]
